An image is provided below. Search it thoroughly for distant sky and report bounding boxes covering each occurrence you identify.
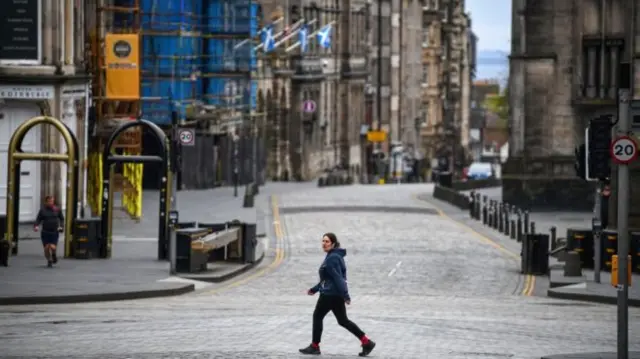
[466,0,511,51]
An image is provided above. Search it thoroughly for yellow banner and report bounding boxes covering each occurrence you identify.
[105,33,140,100]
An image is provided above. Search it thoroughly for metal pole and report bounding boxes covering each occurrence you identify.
[233,133,239,197]
[593,182,602,283]
[252,116,258,185]
[170,110,179,211]
[617,86,630,359]
[616,5,634,357]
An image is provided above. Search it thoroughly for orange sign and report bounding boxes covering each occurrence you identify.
[611,255,633,287]
[105,33,140,100]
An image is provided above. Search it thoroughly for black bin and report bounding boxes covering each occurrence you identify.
[522,234,550,275]
[0,215,7,266]
[73,218,101,259]
[242,223,258,263]
[566,228,594,269]
[176,222,197,229]
[175,227,212,273]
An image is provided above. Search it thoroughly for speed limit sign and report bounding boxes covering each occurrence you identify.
[178,128,195,146]
[610,135,638,164]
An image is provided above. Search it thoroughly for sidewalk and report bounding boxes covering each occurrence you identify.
[0,182,316,305]
[548,267,640,307]
[426,187,640,306]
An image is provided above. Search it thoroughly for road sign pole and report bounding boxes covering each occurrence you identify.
[617,87,630,359]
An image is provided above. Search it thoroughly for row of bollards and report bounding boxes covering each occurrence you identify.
[469,191,535,240]
[469,190,549,275]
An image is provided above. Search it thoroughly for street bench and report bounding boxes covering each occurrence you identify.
[175,226,242,273]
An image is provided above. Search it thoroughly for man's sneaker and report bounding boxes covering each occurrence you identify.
[51,251,57,264]
[299,344,321,355]
[47,260,53,268]
[359,340,376,357]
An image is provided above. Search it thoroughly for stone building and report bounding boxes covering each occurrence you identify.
[367,0,424,157]
[399,0,425,148]
[259,0,369,181]
[419,0,474,168]
[506,0,638,219]
[0,0,90,222]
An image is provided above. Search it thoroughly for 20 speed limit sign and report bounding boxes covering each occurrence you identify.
[610,135,639,164]
[178,128,195,146]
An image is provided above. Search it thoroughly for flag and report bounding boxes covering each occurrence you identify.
[261,25,276,52]
[299,24,309,52]
[317,24,332,48]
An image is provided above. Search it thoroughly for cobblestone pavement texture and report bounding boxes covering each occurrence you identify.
[1,183,316,301]
[1,184,640,358]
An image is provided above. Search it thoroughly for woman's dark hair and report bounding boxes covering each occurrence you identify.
[323,232,340,248]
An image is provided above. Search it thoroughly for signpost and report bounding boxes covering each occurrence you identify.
[178,128,195,147]
[302,100,316,114]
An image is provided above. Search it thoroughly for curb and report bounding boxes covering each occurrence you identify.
[178,251,266,283]
[547,286,640,307]
[541,352,640,359]
[0,283,195,306]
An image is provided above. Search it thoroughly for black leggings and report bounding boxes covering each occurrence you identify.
[312,294,366,343]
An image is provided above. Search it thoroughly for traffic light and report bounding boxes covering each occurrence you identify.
[575,143,586,180]
[587,116,612,180]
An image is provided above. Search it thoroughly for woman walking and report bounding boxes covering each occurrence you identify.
[34,195,64,267]
[299,233,376,356]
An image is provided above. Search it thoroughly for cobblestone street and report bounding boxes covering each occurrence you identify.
[1,184,639,358]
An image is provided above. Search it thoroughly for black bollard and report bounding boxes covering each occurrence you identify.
[487,201,494,227]
[504,205,510,236]
[492,202,499,230]
[469,191,475,218]
[516,210,523,242]
[482,196,488,224]
[530,221,536,235]
[475,193,481,220]
[498,203,504,232]
[523,211,530,235]
[550,226,557,250]
[510,220,516,239]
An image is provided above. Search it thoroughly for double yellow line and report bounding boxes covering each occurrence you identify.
[414,194,535,296]
[206,196,285,294]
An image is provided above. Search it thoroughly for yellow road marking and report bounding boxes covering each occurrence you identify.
[413,193,535,296]
[206,196,285,294]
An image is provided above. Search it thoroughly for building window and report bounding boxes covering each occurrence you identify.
[422,63,429,85]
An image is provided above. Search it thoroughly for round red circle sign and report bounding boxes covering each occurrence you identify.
[610,135,639,164]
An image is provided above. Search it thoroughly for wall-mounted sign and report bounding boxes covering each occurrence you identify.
[0,85,53,99]
[0,0,41,64]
